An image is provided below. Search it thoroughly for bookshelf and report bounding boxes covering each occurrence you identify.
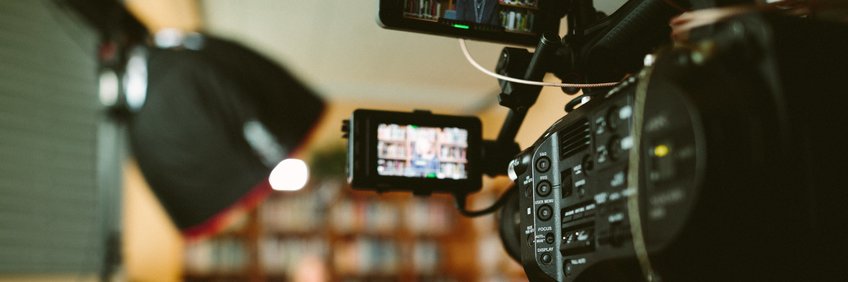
[377,124,469,180]
[328,191,477,281]
[182,180,481,281]
[180,145,529,281]
[404,0,453,22]
[467,185,530,281]
[183,208,261,282]
[498,0,538,34]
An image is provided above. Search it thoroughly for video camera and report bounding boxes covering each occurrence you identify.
[344,0,848,281]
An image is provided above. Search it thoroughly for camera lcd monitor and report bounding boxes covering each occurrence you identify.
[379,0,559,46]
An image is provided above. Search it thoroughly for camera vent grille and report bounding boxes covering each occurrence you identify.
[558,119,591,160]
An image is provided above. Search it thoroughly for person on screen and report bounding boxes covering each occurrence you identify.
[456,0,501,26]
[410,139,440,178]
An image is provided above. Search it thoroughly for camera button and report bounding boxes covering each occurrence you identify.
[540,252,553,264]
[535,156,551,173]
[538,204,553,221]
[545,233,555,244]
[536,181,552,197]
[594,116,607,136]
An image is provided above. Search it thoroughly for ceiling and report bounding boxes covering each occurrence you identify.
[200,0,626,113]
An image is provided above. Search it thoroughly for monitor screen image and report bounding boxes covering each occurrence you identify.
[376,123,469,179]
[402,0,540,34]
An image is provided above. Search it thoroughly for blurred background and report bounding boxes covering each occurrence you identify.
[0,0,626,281]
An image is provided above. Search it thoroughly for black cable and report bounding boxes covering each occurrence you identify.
[453,190,514,217]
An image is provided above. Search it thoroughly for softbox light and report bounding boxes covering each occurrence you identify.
[128,35,325,237]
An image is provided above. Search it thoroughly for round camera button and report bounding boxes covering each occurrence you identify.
[537,181,552,197]
[538,204,553,221]
[536,156,551,173]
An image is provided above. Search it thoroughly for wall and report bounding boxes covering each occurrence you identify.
[124,0,201,31]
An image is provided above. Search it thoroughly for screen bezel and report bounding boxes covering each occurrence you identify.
[378,0,560,46]
[351,109,482,194]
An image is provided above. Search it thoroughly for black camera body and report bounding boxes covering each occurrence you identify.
[510,14,848,281]
[512,67,702,281]
[355,0,848,280]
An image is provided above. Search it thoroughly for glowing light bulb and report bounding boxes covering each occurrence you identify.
[269,158,308,191]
